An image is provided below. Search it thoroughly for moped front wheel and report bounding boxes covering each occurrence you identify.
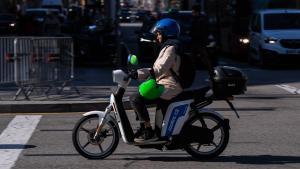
[72,115,119,159]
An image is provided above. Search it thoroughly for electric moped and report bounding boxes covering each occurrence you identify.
[72,55,245,160]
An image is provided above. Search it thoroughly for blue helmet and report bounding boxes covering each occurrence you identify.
[150,18,180,38]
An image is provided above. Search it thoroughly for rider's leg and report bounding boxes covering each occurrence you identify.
[130,93,151,123]
[130,92,158,142]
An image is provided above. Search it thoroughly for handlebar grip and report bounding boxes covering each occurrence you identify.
[127,70,138,80]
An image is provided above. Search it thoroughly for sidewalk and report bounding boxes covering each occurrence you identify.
[0,67,138,113]
[0,67,209,113]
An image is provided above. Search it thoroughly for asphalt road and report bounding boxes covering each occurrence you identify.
[1,59,300,169]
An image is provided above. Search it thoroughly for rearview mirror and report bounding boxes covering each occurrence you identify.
[128,54,138,65]
[140,32,155,43]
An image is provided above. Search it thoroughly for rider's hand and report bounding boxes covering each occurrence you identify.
[129,69,138,79]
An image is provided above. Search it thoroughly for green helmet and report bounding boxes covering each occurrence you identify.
[139,78,164,100]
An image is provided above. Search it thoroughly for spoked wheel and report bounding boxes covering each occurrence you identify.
[72,115,119,159]
[184,113,229,160]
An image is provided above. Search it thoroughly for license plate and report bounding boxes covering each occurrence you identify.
[287,50,300,54]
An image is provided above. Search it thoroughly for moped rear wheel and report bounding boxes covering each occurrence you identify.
[72,115,119,159]
[184,113,229,160]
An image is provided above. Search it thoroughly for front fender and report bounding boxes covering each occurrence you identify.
[83,111,116,123]
[84,111,106,118]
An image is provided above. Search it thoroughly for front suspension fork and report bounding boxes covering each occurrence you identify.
[93,105,112,140]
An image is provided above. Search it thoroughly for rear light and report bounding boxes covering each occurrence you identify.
[47,54,60,63]
[5,53,14,62]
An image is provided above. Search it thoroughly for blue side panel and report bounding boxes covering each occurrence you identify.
[165,104,189,137]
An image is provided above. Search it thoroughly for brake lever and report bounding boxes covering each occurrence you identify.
[226,99,240,119]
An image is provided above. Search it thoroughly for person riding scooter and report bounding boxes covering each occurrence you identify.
[130,18,183,142]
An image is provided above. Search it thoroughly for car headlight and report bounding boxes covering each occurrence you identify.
[265,37,278,44]
[9,23,16,27]
[88,25,97,30]
[239,38,250,44]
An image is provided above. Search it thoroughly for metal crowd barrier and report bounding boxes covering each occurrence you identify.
[0,37,79,100]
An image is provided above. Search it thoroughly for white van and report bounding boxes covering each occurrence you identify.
[249,9,300,66]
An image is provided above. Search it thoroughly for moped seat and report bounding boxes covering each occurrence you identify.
[156,86,211,110]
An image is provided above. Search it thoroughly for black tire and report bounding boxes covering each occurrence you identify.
[258,49,272,69]
[247,51,256,66]
[184,113,229,160]
[72,115,119,159]
[258,53,268,68]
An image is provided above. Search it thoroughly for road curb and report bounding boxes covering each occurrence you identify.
[0,101,132,113]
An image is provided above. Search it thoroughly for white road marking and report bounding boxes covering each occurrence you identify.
[275,84,300,94]
[0,115,41,169]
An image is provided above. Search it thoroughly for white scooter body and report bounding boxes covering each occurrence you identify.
[72,66,238,160]
[82,69,228,144]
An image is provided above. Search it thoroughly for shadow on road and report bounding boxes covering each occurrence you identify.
[0,144,36,149]
[119,155,300,165]
[211,155,300,164]
[23,153,300,165]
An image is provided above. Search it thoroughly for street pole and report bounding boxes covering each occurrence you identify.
[215,0,221,48]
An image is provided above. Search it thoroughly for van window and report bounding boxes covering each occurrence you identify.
[264,13,300,30]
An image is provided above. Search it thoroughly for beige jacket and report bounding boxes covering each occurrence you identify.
[138,45,183,100]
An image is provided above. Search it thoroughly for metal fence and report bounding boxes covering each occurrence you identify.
[0,37,79,100]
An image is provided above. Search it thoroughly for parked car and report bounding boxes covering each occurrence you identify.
[41,0,64,13]
[134,10,150,21]
[25,8,50,23]
[24,8,61,36]
[0,14,18,35]
[249,9,300,67]
[119,8,132,23]
[73,18,118,66]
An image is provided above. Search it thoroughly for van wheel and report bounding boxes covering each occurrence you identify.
[247,54,256,65]
[248,49,258,66]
